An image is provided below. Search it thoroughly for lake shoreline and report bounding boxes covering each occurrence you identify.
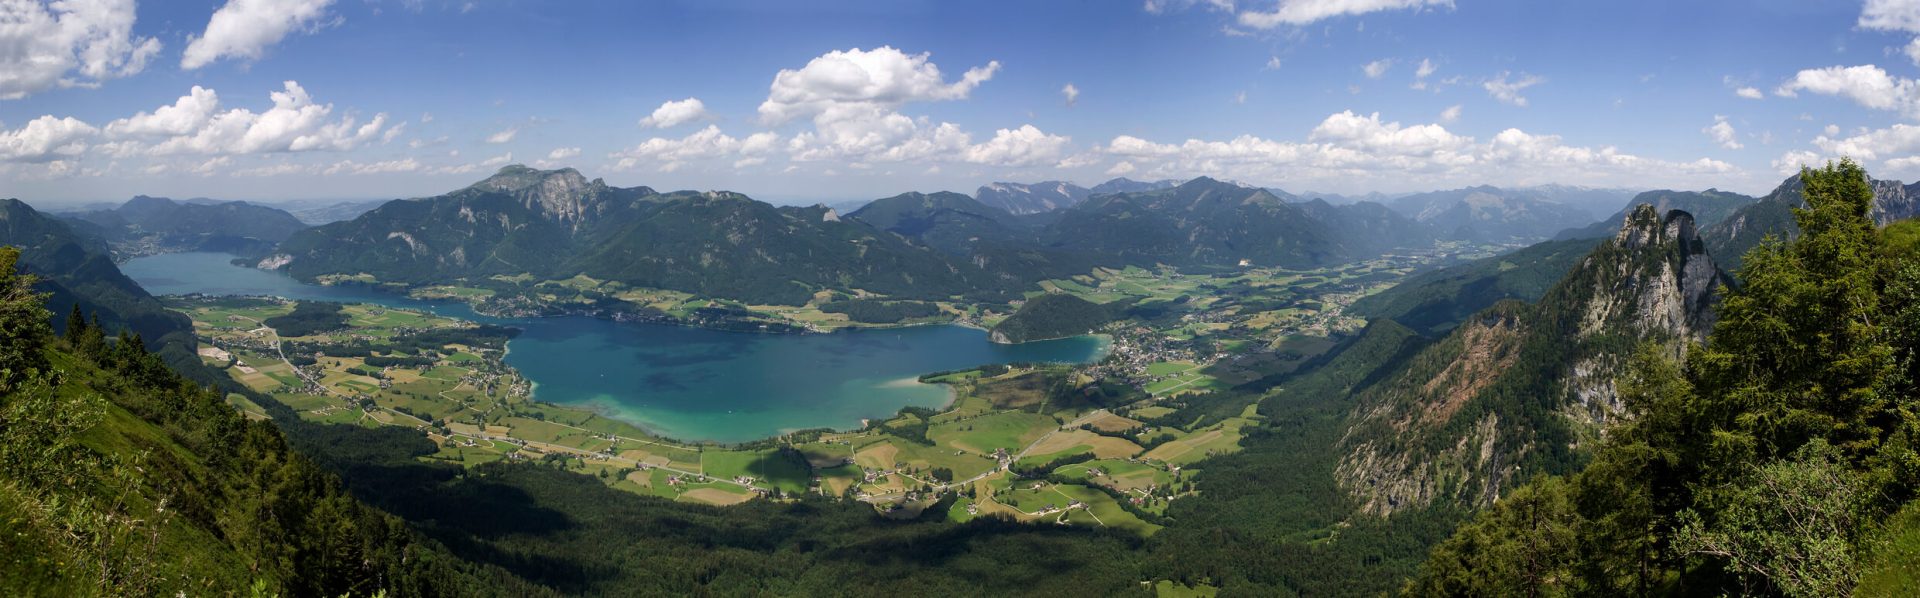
[127,251,1109,445]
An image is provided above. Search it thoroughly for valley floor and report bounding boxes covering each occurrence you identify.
[177,243,1497,526]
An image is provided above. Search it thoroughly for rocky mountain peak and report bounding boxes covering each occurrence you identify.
[1336,203,1728,516]
[468,164,606,223]
[1613,204,1696,249]
[1763,172,1920,225]
[1590,205,1720,340]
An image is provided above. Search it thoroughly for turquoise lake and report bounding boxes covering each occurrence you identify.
[122,252,1107,443]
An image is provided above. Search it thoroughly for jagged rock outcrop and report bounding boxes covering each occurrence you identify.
[465,165,647,228]
[1336,205,1726,516]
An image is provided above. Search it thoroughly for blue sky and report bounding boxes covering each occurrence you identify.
[4,0,1919,205]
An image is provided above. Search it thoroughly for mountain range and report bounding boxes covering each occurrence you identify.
[1386,185,1631,243]
[273,166,1027,305]
[0,198,197,359]
[1554,188,1758,240]
[7,160,1920,595]
[271,168,1453,305]
[1704,173,1920,273]
[973,180,1092,215]
[275,198,392,225]
[1089,177,1182,195]
[60,195,310,259]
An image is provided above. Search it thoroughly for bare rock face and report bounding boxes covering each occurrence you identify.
[1595,205,1720,341]
[1335,204,1726,516]
[1869,178,1920,224]
[468,165,608,224]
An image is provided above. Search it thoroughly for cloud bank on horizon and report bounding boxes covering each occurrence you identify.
[1,0,1918,203]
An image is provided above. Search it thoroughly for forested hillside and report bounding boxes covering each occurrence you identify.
[275,166,1025,305]
[61,196,310,259]
[0,247,530,596]
[0,199,196,360]
[1349,237,1602,335]
[988,293,1130,343]
[12,163,1918,596]
[1410,161,1920,596]
[1556,188,1757,240]
[1040,177,1429,269]
[1339,203,1727,517]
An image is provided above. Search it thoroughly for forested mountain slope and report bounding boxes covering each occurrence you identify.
[61,196,309,258]
[1556,188,1757,240]
[1088,177,1180,195]
[1410,159,1920,596]
[0,199,194,355]
[1338,204,1727,516]
[1040,177,1433,269]
[1349,237,1603,336]
[274,166,1023,305]
[849,191,1025,256]
[1388,185,1618,243]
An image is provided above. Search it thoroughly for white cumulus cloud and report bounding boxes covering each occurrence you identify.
[1811,122,1920,161]
[106,86,221,137]
[1860,0,1920,32]
[183,0,337,70]
[547,147,581,161]
[610,125,745,171]
[0,115,99,162]
[486,127,517,144]
[758,46,999,125]
[1775,64,1920,119]
[963,125,1072,167]
[0,0,161,99]
[754,46,1065,170]
[324,158,420,176]
[1095,110,1736,191]
[1238,0,1453,28]
[120,81,389,157]
[1735,86,1764,99]
[1703,115,1742,149]
[638,97,710,128]
[1062,83,1079,106]
[1773,150,1826,175]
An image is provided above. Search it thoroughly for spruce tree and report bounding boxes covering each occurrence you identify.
[0,247,52,385]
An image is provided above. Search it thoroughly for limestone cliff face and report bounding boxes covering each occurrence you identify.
[1336,205,1725,516]
[1868,178,1920,224]
[466,165,644,228]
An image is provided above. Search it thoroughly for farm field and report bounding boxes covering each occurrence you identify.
[162,245,1384,527]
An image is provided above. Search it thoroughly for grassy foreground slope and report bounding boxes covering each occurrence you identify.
[0,247,528,597]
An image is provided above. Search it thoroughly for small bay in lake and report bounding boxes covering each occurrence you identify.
[122,252,1107,443]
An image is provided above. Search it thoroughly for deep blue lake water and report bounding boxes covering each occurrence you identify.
[122,252,1107,442]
